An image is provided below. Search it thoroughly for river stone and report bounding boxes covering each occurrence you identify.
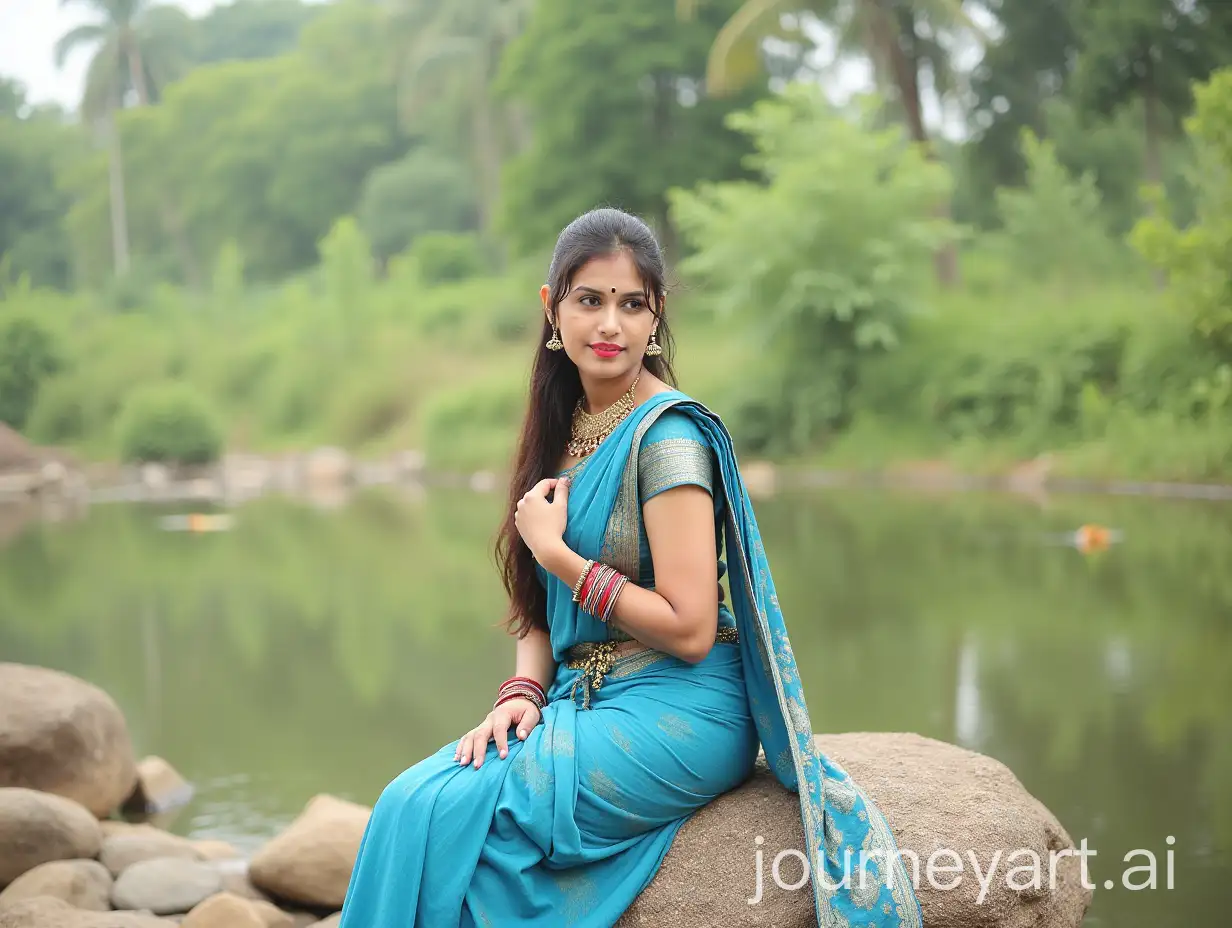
[0,896,178,926]
[0,859,111,912]
[217,868,271,903]
[619,733,1092,928]
[0,789,103,886]
[121,757,193,817]
[282,911,322,928]
[100,825,204,877]
[111,859,222,915]
[0,664,137,818]
[248,796,369,909]
[180,892,292,928]
[190,841,240,863]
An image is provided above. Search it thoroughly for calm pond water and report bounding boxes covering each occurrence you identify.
[1,485,1229,925]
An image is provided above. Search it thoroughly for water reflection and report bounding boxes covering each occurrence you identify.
[0,486,1229,924]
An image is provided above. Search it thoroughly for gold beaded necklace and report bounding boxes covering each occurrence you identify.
[566,374,640,458]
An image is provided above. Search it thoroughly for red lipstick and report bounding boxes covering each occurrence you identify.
[590,344,623,359]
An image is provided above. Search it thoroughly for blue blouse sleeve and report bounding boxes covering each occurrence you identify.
[637,409,714,504]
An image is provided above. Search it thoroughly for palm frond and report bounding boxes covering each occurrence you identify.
[706,0,792,96]
[54,22,107,69]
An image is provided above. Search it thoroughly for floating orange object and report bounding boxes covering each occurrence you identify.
[1075,524,1112,553]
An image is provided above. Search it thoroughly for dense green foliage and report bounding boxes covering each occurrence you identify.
[0,0,1230,478]
[116,383,224,465]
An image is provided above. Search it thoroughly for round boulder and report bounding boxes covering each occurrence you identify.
[111,858,222,916]
[0,859,111,912]
[248,795,369,909]
[99,825,203,877]
[0,789,103,886]
[0,895,178,926]
[621,733,1092,928]
[0,664,137,818]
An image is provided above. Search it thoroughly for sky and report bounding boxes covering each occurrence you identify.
[0,0,221,110]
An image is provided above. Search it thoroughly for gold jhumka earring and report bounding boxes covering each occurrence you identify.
[546,322,563,351]
[644,329,662,357]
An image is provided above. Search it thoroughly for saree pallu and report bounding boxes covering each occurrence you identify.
[338,391,923,928]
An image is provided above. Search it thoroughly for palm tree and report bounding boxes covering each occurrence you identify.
[54,0,190,277]
[395,0,531,233]
[681,0,980,285]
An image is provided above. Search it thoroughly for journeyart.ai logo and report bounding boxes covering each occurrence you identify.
[746,835,1177,905]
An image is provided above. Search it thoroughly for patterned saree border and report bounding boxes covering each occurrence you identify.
[691,398,922,928]
[599,400,676,586]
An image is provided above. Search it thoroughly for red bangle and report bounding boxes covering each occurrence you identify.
[596,570,620,619]
[579,566,601,609]
[501,676,545,692]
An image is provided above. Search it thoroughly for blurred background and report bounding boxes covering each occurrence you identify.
[1,0,1230,925]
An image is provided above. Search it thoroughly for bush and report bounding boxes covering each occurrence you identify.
[419,372,525,471]
[1133,68,1232,366]
[853,283,1168,449]
[25,376,86,445]
[0,313,61,430]
[116,384,224,465]
[671,85,957,454]
[410,232,486,285]
[992,130,1130,283]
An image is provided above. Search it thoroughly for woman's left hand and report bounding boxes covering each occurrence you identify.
[515,477,570,563]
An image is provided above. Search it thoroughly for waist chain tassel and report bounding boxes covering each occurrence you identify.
[567,641,619,710]
[564,627,740,710]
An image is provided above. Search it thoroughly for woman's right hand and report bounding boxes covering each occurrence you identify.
[455,698,543,769]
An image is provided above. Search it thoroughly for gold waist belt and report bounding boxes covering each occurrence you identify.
[563,625,739,709]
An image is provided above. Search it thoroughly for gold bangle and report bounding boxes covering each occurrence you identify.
[571,559,595,603]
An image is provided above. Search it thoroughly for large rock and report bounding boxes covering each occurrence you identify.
[248,796,369,909]
[0,896,177,927]
[621,733,1092,928]
[110,859,222,915]
[0,664,137,818]
[99,825,203,877]
[0,859,112,912]
[0,789,103,886]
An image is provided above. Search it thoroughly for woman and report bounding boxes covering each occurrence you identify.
[338,209,921,927]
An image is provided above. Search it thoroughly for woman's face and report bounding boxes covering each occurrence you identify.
[541,250,659,380]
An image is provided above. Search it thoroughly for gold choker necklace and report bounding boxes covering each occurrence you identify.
[567,374,640,458]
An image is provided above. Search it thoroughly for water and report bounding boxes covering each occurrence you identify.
[1,485,1229,924]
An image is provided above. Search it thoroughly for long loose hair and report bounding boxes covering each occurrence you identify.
[495,209,679,637]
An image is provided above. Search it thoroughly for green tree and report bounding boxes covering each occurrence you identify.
[682,0,976,285]
[357,149,477,263]
[0,80,81,288]
[191,0,320,64]
[993,129,1126,283]
[65,0,404,282]
[967,0,1078,195]
[396,0,531,233]
[670,85,955,453]
[1133,69,1232,368]
[0,315,62,431]
[1071,0,1232,189]
[497,0,761,256]
[54,0,192,275]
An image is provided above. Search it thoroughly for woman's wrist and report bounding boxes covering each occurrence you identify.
[540,542,587,587]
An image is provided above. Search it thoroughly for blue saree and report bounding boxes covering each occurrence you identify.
[338,391,922,928]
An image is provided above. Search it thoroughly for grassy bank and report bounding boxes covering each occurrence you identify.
[2,252,1228,485]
